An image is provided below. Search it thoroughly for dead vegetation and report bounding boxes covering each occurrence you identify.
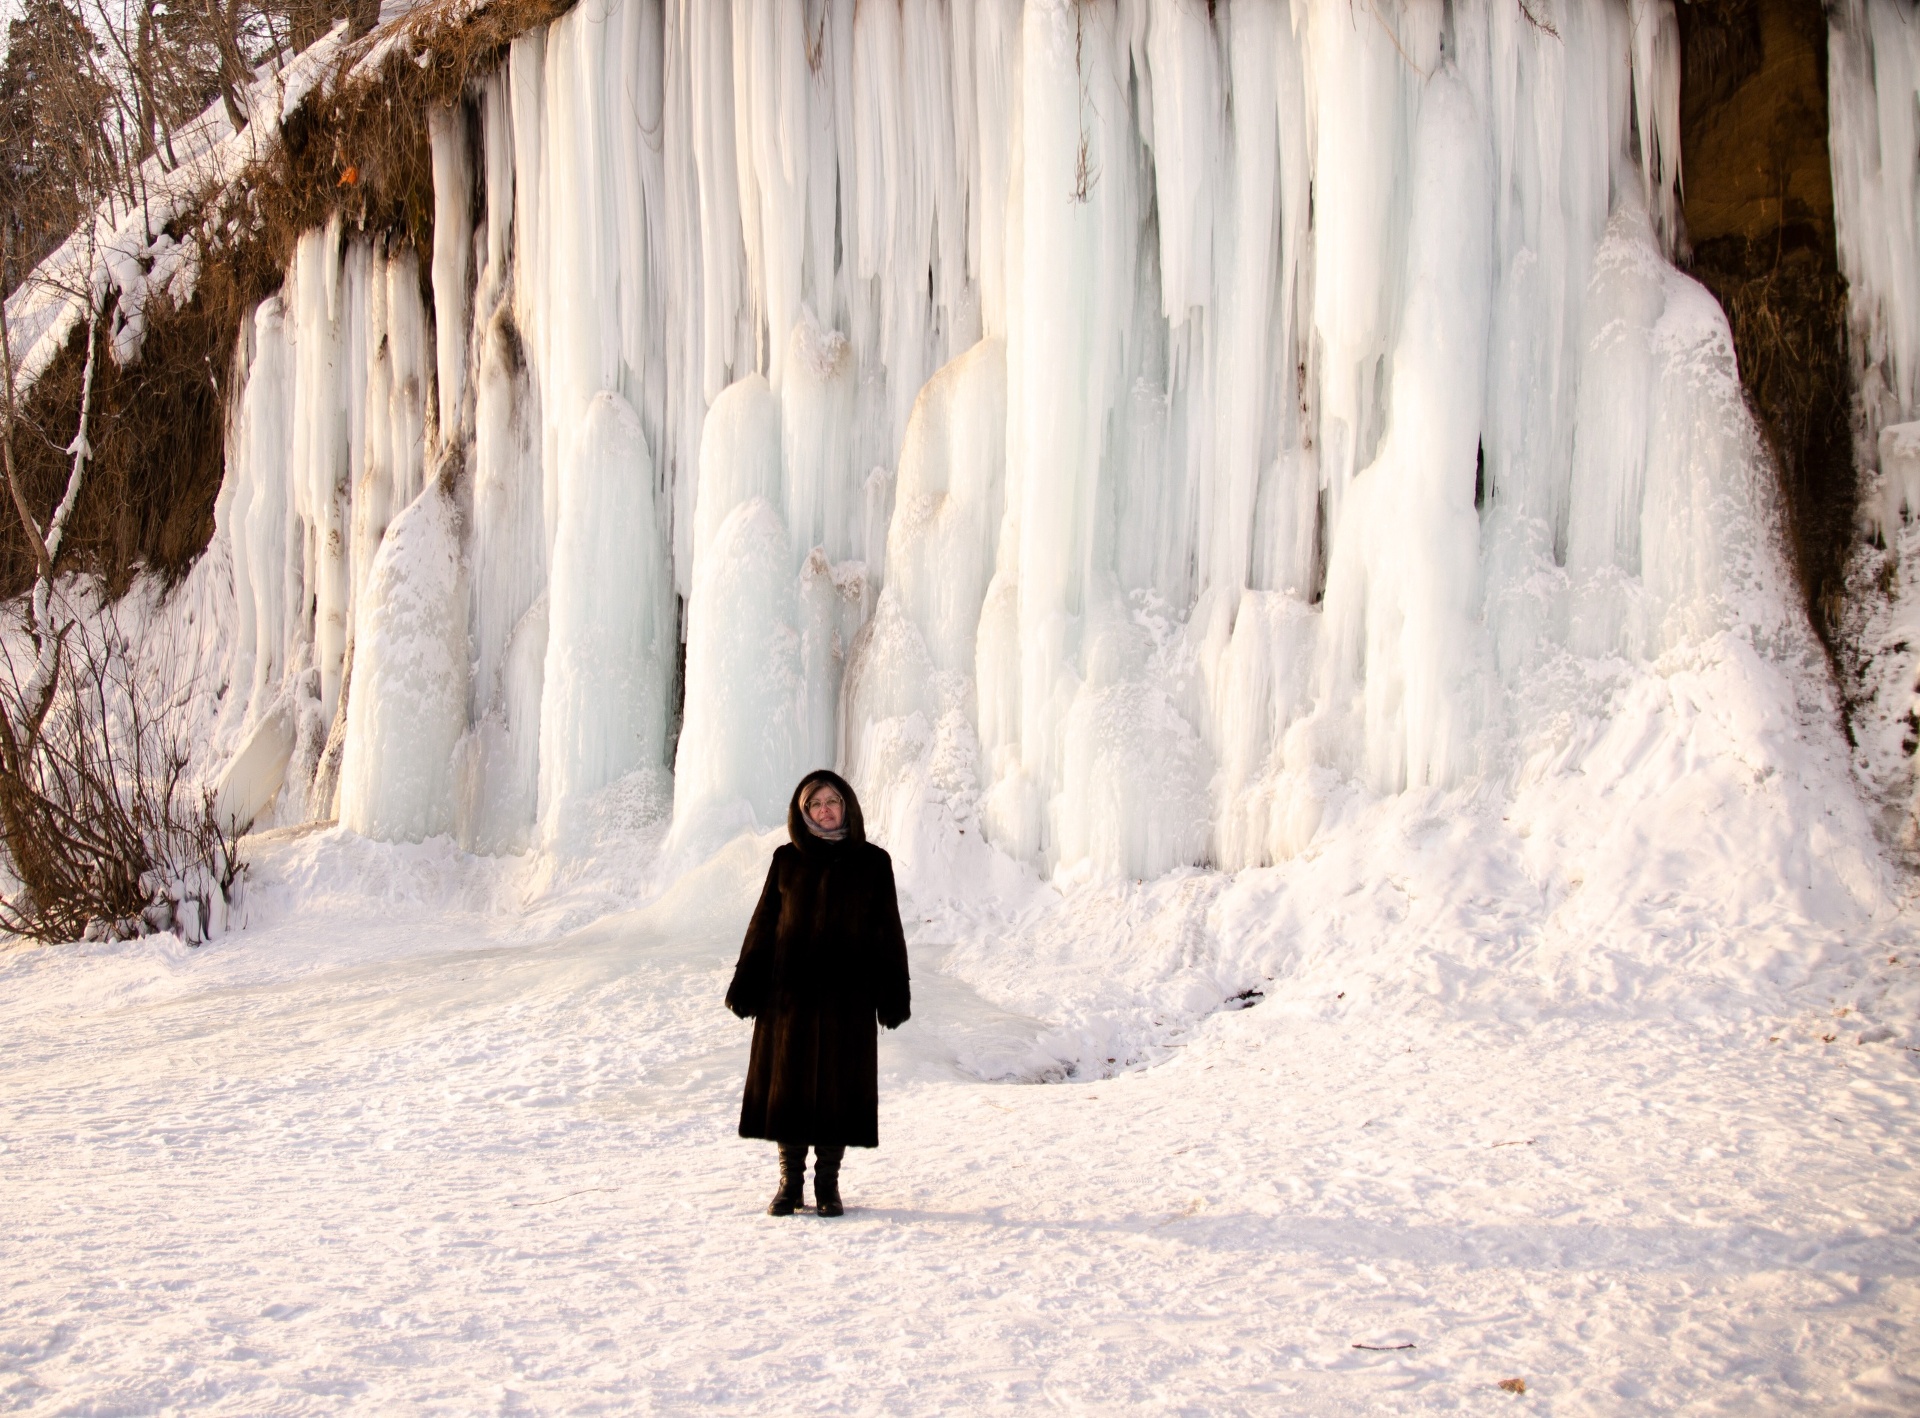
[0,594,242,944]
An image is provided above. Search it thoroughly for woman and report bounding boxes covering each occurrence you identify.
[725,770,911,1216]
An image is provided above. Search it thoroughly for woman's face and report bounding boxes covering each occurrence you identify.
[806,785,845,832]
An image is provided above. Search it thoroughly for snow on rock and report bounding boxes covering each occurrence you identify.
[3,19,365,397]
[1818,0,1920,836]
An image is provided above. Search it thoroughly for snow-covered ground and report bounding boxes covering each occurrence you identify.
[4,802,1918,1415]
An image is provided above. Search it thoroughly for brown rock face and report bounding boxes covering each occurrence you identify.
[1677,0,1855,649]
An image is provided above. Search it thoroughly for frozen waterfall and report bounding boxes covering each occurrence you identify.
[207,0,1804,886]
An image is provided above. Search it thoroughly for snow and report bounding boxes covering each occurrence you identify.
[2,770,1916,1413]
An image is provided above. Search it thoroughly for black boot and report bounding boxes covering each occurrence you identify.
[768,1143,806,1216]
[814,1144,845,1217]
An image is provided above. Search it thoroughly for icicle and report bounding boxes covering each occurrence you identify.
[733,0,813,391]
[237,297,295,723]
[385,247,432,511]
[429,103,474,443]
[1306,0,1424,515]
[354,244,393,622]
[689,0,752,403]
[469,306,545,727]
[475,71,514,326]
[1627,0,1683,258]
[1145,0,1222,325]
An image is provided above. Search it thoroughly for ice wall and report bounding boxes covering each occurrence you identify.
[206,0,1798,890]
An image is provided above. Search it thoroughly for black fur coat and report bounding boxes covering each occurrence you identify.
[725,771,911,1148]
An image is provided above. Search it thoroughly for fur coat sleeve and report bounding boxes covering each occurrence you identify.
[725,855,785,1020]
[871,851,910,1029]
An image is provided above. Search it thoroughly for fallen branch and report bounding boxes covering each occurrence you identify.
[509,1187,615,1208]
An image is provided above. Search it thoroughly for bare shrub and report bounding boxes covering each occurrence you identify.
[0,593,242,945]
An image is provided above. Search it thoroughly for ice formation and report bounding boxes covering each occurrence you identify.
[200,0,1808,888]
[1828,0,1920,823]
[1832,0,1920,528]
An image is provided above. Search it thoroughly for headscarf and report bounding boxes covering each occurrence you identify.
[788,770,865,850]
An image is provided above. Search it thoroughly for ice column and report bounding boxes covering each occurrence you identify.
[287,225,351,728]
[672,375,807,843]
[1829,0,1920,526]
[337,487,470,841]
[1317,68,1494,794]
[1627,0,1683,255]
[537,392,675,840]
[975,0,1212,880]
[229,298,295,729]
[429,104,473,444]
[884,338,1008,680]
[1307,0,1435,511]
[1480,0,1620,553]
[780,314,858,565]
[461,306,546,853]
